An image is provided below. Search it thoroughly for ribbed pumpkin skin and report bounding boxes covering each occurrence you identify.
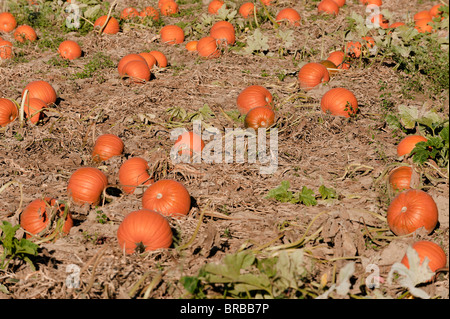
[119,157,153,194]
[397,135,428,157]
[389,166,413,191]
[118,54,148,76]
[58,40,82,60]
[20,197,73,238]
[197,36,220,58]
[298,62,330,91]
[142,179,191,218]
[140,6,159,21]
[92,134,124,162]
[14,25,37,42]
[276,8,301,26]
[244,106,275,129]
[237,85,273,115]
[160,25,185,44]
[149,50,168,67]
[24,98,46,124]
[0,98,18,127]
[320,88,358,117]
[123,60,151,83]
[210,26,235,45]
[415,18,433,33]
[185,40,198,52]
[0,12,17,33]
[319,60,338,75]
[401,241,447,273]
[22,81,57,105]
[210,20,235,34]
[117,209,173,254]
[0,40,13,60]
[239,2,255,18]
[318,0,339,16]
[327,51,349,69]
[160,0,179,16]
[208,0,225,14]
[67,167,108,205]
[173,131,205,156]
[387,189,438,236]
[414,10,432,21]
[94,16,120,34]
[139,52,157,68]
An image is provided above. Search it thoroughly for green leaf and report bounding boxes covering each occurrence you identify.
[398,105,419,129]
[180,276,201,295]
[296,186,317,206]
[319,185,337,200]
[243,28,269,55]
[266,181,297,203]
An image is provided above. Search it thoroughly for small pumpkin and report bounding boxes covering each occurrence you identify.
[197,36,220,58]
[298,62,330,91]
[0,98,18,127]
[123,60,151,83]
[67,167,108,205]
[117,209,173,254]
[58,40,82,60]
[208,0,225,15]
[415,18,433,33]
[142,179,191,218]
[139,52,157,69]
[149,50,168,67]
[244,106,275,129]
[185,40,198,52]
[139,6,159,21]
[387,189,438,236]
[327,51,350,69]
[24,98,46,124]
[22,80,57,105]
[14,25,37,43]
[92,133,124,162]
[275,8,301,26]
[94,16,120,34]
[0,39,13,60]
[20,197,73,238]
[160,0,179,16]
[236,85,273,115]
[120,7,139,19]
[160,25,185,45]
[397,135,428,157]
[401,241,447,274]
[321,87,358,117]
[430,4,445,17]
[318,0,339,16]
[210,26,235,45]
[173,131,205,156]
[117,53,148,76]
[0,12,17,33]
[119,157,153,194]
[388,166,413,191]
[344,41,362,58]
[239,2,256,18]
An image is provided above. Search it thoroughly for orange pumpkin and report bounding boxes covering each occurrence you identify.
[389,22,406,29]
[120,7,139,19]
[211,20,235,34]
[119,157,153,194]
[0,12,17,33]
[331,0,346,7]
[239,2,256,18]
[415,18,433,33]
[208,0,225,15]
[197,36,220,58]
[370,14,389,28]
[364,0,382,6]
[173,131,205,156]
[430,4,445,17]
[160,0,179,16]
[327,51,350,69]
[22,80,57,105]
[14,25,37,43]
[185,40,198,52]
[236,85,273,115]
[361,36,375,48]
[123,60,151,83]
[321,87,358,117]
[244,106,275,129]
[149,50,168,68]
[24,98,46,124]
[261,0,272,5]
[397,135,428,157]
[139,6,160,21]
[92,134,124,162]
[67,167,108,205]
[0,39,13,60]
[298,62,330,91]
[276,8,301,26]
[318,0,339,16]
[139,52,157,68]
[388,166,413,191]
[0,98,18,127]
[20,197,73,238]
[160,25,185,45]
[210,26,235,46]
[58,40,82,60]
[387,189,438,236]
[142,179,191,218]
[94,16,120,34]
[117,209,173,254]
[319,60,339,76]
[414,10,432,22]
[345,41,362,58]
[401,241,447,274]
[117,53,148,76]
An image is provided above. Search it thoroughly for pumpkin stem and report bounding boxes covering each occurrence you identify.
[156,193,163,199]
[135,242,146,254]
[400,206,408,213]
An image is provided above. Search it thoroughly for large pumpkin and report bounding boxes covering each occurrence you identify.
[142,179,191,218]
[397,135,428,157]
[236,85,273,115]
[387,189,438,236]
[298,62,330,91]
[320,87,358,117]
[117,209,173,254]
[388,166,413,191]
[67,167,108,205]
[401,241,447,274]
[0,98,18,127]
[22,80,57,105]
[118,157,153,194]
[92,133,124,162]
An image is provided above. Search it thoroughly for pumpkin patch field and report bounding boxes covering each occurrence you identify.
[0,0,449,300]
